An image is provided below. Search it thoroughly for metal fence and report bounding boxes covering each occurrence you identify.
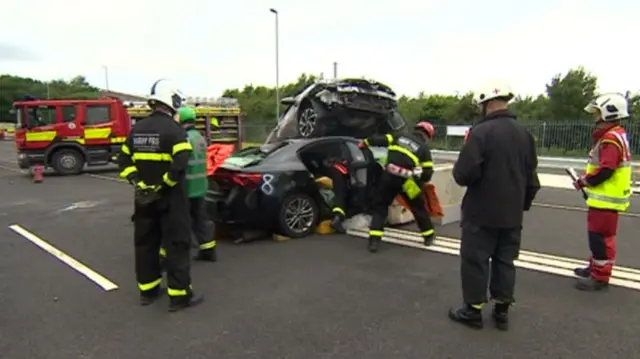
[243,122,640,157]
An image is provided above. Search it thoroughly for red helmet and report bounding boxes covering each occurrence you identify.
[414,121,435,139]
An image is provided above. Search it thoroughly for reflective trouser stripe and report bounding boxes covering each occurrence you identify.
[138,278,162,292]
[421,229,434,237]
[168,285,193,297]
[592,259,614,266]
[332,207,345,216]
[369,230,384,237]
[199,240,216,250]
[159,247,166,257]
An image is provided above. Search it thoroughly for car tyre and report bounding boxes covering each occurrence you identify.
[277,192,319,238]
[51,148,85,175]
[296,102,324,138]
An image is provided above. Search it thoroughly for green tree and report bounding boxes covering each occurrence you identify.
[0,75,100,123]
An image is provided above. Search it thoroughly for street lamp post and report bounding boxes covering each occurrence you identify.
[269,8,280,122]
[102,65,110,91]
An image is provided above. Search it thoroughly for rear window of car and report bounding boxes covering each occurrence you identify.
[223,142,289,168]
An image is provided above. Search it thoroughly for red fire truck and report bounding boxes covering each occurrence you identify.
[12,97,244,175]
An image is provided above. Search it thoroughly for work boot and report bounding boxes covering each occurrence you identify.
[448,304,483,329]
[368,237,380,253]
[492,303,510,331]
[194,248,217,262]
[331,215,346,234]
[139,287,163,306]
[573,266,590,278]
[423,233,435,246]
[168,292,205,312]
[575,276,609,291]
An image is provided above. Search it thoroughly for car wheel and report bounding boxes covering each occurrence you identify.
[51,148,85,175]
[277,192,319,238]
[297,102,322,138]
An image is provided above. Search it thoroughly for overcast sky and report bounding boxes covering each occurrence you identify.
[1,0,638,98]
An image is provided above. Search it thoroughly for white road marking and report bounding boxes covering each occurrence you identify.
[348,228,640,291]
[8,224,119,291]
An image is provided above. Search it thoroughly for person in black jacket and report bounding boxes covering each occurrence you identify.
[448,81,540,331]
[360,122,436,253]
[118,79,203,312]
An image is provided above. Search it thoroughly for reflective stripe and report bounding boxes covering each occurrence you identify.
[592,259,614,266]
[421,229,434,237]
[332,207,345,215]
[369,230,384,237]
[121,144,131,155]
[168,285,193,297]
[111,137,126,144]
[172,141,192,155]
[385,134,393,145]
[388,145,420,166]
[163,172,177,187]
[132,152,172,162]
[119,166,137,178]
[186,173,207,180]
[188,159,207,165]
[84,128,111,139]
[471,303,484,310]
[138,278,162,292]
[159,247,166,257]
[26,131,56,142]
[420,161,433,168]
[199,241,217,250]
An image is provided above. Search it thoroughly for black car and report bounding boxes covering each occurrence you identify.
[265,78,407,143]
[206,137,388,238]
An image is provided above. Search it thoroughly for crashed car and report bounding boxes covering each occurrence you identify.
[206,136,387,238]
[265,78,407,143]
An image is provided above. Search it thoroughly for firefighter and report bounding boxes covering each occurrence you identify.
[321,156,350,233]
[448,80,540,330]
[118,79,203,312]
[178,106,217,262]
[572,93,632,291]
[359,122,436,253]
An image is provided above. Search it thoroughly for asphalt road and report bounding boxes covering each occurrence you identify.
[1,141,640,359]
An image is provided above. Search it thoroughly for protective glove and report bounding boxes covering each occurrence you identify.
[412,167,423,178]
[134,181,163,206]
[572,176,588,190]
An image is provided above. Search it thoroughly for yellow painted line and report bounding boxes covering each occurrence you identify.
[347,228,640,291]
[8,224,119,291]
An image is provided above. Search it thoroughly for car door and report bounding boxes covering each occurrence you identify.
[343,141,369,188]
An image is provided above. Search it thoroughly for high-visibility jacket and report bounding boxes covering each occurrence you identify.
[185,128,208,198]
[585,126,632,212]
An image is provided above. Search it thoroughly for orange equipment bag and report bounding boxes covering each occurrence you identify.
[206,143,236,176]
[395,183,444,218]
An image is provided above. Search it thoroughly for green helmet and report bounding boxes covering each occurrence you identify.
[178,107,196,123]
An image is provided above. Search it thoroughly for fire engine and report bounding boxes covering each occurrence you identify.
[12,96,244,175]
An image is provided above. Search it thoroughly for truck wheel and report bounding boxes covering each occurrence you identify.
[51,148,85,175]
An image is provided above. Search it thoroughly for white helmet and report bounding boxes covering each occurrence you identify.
[473,80,515,105]
[584,93,629,121]
[147,79,185,112]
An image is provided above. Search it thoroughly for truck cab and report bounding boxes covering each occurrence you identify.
[13,98,131,174]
